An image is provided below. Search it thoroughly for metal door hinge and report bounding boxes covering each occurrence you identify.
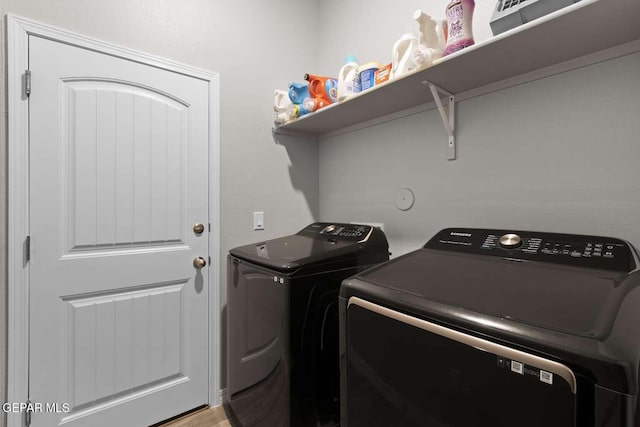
[25,399,32,426]
[24,70,32,97]
[24,235,31,264]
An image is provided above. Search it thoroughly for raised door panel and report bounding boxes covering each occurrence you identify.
[62,80,188,255]
[227,258,284,395]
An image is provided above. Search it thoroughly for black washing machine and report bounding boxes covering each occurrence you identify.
[340,228,640,427]
[227,222,389,426]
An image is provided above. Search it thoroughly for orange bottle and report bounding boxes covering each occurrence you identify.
[304,73,339,104]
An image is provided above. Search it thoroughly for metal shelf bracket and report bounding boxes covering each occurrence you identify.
[422,81,456,160]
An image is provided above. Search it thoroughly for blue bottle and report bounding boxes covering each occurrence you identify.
[288,82,310,105]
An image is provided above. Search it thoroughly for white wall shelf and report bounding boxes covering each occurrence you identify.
[273,0,640,150]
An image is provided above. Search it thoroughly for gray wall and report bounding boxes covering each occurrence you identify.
[317,2,640,257]
[0,0,320,423]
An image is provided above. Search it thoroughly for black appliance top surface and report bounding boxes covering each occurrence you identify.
[229,222,388,273]
[351,248,630,338]
[344,228,638,338]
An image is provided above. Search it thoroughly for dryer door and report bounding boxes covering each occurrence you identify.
[344,297,577,427]
[227,256,284,395]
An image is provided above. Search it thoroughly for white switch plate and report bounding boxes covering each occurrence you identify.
[253,212,264,230]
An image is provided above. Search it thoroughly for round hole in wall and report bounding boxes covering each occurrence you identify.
[395,188,415,211]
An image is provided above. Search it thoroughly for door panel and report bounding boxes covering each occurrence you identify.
[63,282,185,409]
[227,258,284,395]
[29,35,209,427]
[62,80,188,252]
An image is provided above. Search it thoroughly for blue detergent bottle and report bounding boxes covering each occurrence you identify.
[288,82,311,117]
[288,82,310,105]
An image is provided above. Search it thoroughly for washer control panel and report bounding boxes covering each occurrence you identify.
[300,222,373,242]
[425,228,637,272]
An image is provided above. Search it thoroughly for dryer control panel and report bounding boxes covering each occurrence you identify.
[425,228,637,272]
[299,222,374,242]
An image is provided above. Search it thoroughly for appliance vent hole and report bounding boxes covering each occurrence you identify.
[500,0,528,11]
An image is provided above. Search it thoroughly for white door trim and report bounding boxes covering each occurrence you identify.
[6,14,221,426]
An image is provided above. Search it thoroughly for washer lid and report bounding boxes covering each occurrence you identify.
[229,222,388,273]
[354,248,632,339]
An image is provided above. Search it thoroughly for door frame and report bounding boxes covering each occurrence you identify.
[6,14,221,426]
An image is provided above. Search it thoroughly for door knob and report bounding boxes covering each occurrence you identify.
[193,257,207,268]
[193,223,205,234]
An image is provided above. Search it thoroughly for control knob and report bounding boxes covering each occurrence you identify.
[322,224,337,234]
[499,233,522,249]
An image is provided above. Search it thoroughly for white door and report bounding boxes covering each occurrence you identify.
[28,35,210,427]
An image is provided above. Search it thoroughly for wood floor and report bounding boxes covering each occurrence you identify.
[155,405,232,427]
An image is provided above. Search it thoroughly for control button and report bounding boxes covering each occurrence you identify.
[322,224,336,234]
[499,233,522,249]
[482,235,498,249]
[570,251,582,258]
[604,252,614,258]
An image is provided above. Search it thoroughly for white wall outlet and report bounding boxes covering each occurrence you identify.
[253,212,264,230]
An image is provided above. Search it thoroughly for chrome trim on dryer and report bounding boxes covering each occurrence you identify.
[347,296,577,394]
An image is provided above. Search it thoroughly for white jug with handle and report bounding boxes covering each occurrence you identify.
[390,33,419,80]
[338,55,361,101]
[274,89,292,113]
[274,89,294,125]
